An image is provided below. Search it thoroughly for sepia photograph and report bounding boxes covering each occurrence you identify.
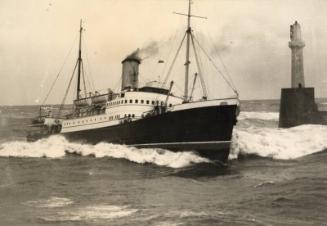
[0,0,326,225]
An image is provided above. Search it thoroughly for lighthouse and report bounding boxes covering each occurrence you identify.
[279,21,325,128]
[289,21,305,88]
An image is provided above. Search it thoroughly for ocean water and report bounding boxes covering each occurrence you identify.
[0,100,326,226]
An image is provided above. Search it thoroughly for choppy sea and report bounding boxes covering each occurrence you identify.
[0,99,326,226]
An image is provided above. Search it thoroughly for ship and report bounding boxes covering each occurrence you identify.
[27,0,240,163]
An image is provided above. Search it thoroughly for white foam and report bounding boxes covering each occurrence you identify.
[0,136,208,168]
[43,205,137,221]
[231,124,327,159]
[238,111,279,121]
[169,210,208,218]
[155,222,183,226]
[24,197,73,208]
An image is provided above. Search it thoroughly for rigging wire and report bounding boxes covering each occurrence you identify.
[192,35,238,96]
[57,60,78,118]
[81,61,87,97]
[207,33,237,92]
[190,32,208,98]
[189,72,198,101]
[41,34,78,105]
[158,29,181,83]
[161,32,187,88]
[82,35,96,92]
[195,36,211,98]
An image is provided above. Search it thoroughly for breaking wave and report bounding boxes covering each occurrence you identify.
[0,136,209,168]
[231,124,327,159]
[238,111,279,121]
[1,122,326,165]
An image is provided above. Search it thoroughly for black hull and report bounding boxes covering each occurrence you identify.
[63,105,238,163]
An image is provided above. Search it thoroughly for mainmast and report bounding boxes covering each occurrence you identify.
[184,0,192,101]
[76,19,83,100]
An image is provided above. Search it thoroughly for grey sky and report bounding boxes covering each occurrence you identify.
[1,0,327,105]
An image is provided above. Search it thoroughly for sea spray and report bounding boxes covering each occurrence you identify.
[231,124,327,159]
[238,111,279,121]
[0,136,209,168]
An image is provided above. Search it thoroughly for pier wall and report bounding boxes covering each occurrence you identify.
[279,87,325,128]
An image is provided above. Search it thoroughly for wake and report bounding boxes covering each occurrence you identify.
[0,136,209,168]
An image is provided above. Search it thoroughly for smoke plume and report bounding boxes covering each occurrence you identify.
[124,41,160,61]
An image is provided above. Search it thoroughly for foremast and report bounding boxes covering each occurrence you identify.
[77,19,83,100]
[175,0,208,102]
[184,0,192,101]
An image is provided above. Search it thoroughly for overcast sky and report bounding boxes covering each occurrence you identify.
[1,0,327,105]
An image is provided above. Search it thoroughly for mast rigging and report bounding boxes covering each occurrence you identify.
[77,19,83,100]
[183,0,192,102]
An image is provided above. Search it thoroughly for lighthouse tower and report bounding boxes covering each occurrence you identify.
[289,21,305,88]
[279,21,324,128]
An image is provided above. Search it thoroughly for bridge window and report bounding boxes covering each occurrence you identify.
[129,99,132,103]
[151,101,155,105]
[146,100,149,104]
[132,114,135,118]
[169,104,172,107]
[135,99,138,103]
[125,100,127,104]
[141,100,144,104]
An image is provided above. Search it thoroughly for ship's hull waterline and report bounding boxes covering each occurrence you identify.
[61,104,237,163]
